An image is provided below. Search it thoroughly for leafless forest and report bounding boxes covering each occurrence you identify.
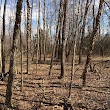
[0,0,110,109]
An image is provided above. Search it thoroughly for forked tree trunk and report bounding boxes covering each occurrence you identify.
[26,0,31,74]
[82,0,104,87]
[1,0,7,74]
[5,0,23,107]
[59,0,68,79]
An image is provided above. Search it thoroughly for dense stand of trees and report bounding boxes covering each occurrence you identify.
[0,0,110,108]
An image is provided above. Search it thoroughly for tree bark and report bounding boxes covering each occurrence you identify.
[1,0,7,74]
[43,0,46,62]
[5,0,23,107]
[26,0,31,74]
[20,30,23,91]
[48,0,63,77]
[78,0,91,64]
[36,0,40,74]
[0,1,2,67]
[30,0,33,60]
[68,0,79,99]
[59,0,68,79]
[38,0,41,62]
[82,0,104,87]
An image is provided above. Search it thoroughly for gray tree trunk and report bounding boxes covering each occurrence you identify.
[26,0,31,74]
[82,0,104,87]
[1,0,7,74]
[48,0,63,77]
[20,30,23,91]
[43,0,46,62]
[36,0,40,74]
[68,0,79,99]
[5,0,23,107]
[78,0,91,64]
[59,0,68,79]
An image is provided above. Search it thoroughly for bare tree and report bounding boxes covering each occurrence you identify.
[0,0,2,68]
[48,0,63,77]
[59,0,68,79]
[36,0,40,73]
[57,5,63,60]
[5,0,23,107]
[68,0,79,99]
[43,0,46,62]
[26,0,31,74]
[1,0,7,75]
[82,0,104,87]
[78,0,92,64]
[30,0,33,59]
[20,30,23,91]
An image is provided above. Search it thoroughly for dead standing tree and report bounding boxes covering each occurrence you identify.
[82,0,104,87]
[5,0,23,107]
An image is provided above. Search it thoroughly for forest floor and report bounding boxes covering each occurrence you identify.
[0,56,110,110]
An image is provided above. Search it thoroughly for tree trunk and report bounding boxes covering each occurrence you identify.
[48,0,63,77]
[36,0,40,73]
[78,0,91,64]
[0,0,2,67]
[20,30,23,91]
[1,0,7,74]
[66,18,72,61]
[26,0,31,74]
[82,0,104,87]
[43,0,46,62]
[68,0,79,99]
[57,27,62,60]
[59,0,68,79]
[30,0,33,60]
[5,0,23,107]
[38,0,41,62]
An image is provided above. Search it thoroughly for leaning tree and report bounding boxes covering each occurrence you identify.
[82,0,104,87]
